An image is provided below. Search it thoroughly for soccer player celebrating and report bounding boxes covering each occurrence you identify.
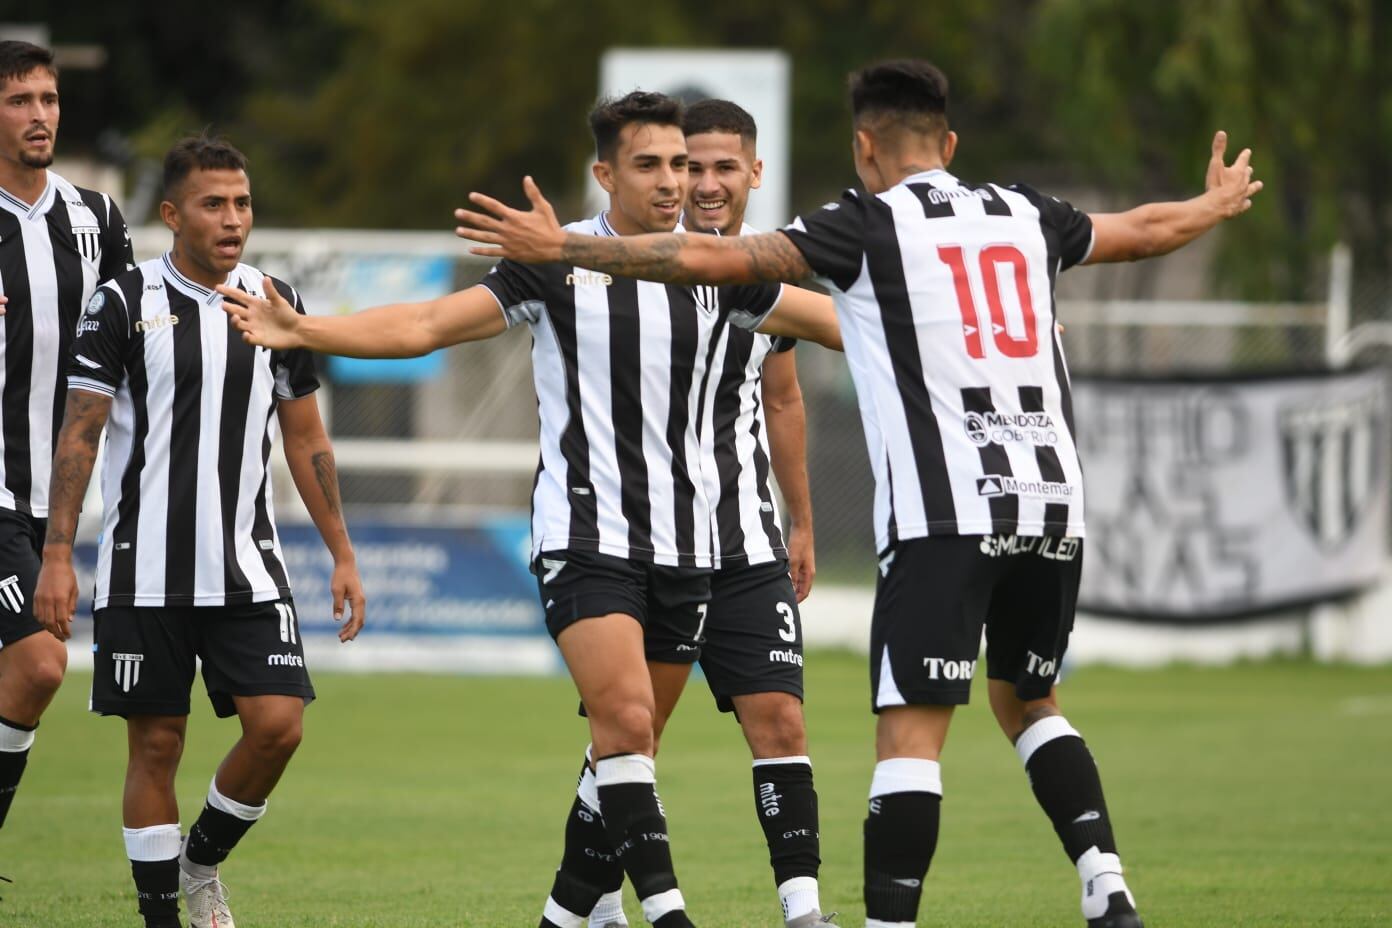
[455,59,1264,928]
[33,135,365,928]
[0,40,132,844]
[220,91,834,928]
[586,98,829,928]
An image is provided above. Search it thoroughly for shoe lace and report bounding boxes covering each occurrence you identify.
[185,874,233,922]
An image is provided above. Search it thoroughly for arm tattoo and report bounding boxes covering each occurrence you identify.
[559,231,812,285]
[310,450,342,517]
[46,391,112,545]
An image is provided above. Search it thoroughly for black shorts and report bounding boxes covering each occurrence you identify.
[90,598,315,719]
[700,559,804,713]
[535,549,711,664]
[0,509,46,649]
[869,535,1082,711]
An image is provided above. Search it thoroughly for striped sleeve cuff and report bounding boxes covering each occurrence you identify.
[67,376,117,397]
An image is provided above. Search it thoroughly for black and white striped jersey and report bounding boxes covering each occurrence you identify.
[478,212,783,568]
[777,169,1092,552]
[698,222,796,569]
[0,171,132,517]
[67,254,319,609]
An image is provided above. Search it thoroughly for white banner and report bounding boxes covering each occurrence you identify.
[1074,369,1389,620]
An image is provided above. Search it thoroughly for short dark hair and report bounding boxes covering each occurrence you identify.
[588,91,684,161]
[0,40,57,88]
[162,133,249,199]
[849,59,950,141]
[683,99,757,147]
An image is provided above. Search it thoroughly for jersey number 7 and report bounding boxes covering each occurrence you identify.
[938,244,1039,360]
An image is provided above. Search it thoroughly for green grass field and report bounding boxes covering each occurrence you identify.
[2,653,1389,927]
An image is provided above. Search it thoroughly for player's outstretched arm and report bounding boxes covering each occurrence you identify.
[219,277,507,358]
[758,286,843,351]
[761,350,816,601]
[278,395,365,642]
[34,390,113,641]
[1086,131,1264,264]
[456,177,815,286]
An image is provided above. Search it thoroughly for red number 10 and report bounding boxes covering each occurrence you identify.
[937,244,1039,359]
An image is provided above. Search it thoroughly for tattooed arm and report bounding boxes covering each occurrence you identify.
[278,394,366,641]
[456,176,816,285]
[34,390,113,640]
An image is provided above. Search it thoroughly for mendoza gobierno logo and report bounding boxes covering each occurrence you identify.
[963,410,1059,448]
[1279,389,1385,550]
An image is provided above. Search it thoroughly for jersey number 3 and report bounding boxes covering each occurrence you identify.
[938,244,1039,360]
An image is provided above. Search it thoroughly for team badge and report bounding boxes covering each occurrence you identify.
[85,290,106,316]
[1280,393,1384,549]
[0,574,24,613]
[113,652,144,693]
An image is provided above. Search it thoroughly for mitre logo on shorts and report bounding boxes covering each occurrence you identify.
[976,475,1074,501]
[267,653,305,667]
[113,653,144,693]
[922,657,976,681]
[768,647,804,666]
[963,411,1059,448]
[0,575,24,613]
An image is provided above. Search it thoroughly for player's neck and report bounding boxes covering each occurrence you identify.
[891,159,947,186]
[0,161,49,206]
[168,244,228,291]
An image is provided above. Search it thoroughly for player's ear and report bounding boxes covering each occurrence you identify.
[749,158,763,190]
[592,160,616,195]
[941,130,959,168]
[159,199,179,235]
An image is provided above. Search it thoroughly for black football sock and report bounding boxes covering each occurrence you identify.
[181,777,266,872]
[595,754,693,927]
[751,756,822,921]
[124,824,183,928]
[863,758,942,927]
[1016,716,1135,920]
[0,716,36,829]
[540,752,623,928]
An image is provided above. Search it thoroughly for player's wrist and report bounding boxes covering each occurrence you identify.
[41,541,75,561]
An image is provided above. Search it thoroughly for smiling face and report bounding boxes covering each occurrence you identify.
[592,121,688,236]
[0,67,58,173]
[684,130,761,236]
[161,168,253,287]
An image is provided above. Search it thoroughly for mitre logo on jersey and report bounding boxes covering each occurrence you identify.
[976,475,1074,501]
[566,271,613,286]
[1280,394,1384,549]
[136,314,180,332]
[113,652,144,693]
[964,411,1059,448]
[925,186,992,205]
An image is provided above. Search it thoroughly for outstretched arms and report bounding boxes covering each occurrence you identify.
[757,286,843,351]
[34,390,113,640]
[456,177,815,286]
[1085,131,1263,264]
[219,277,507,356]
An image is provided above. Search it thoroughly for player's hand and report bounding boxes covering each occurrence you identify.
[787,522,816,603]
[1204,131,1263,218]
[0,292,7,316]
[331,558,366,642]
[216,277,304,350]
[455,176,566,264]
[33,554,78,641]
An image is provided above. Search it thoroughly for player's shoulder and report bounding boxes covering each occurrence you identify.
[48,172,113,215]
[101,256,157,298]
[232,263,299,304]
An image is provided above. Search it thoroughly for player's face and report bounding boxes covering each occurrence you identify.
[684,131,761,236]
[596,122,688,235]
[0,68,59,171]
[164,169,253,282]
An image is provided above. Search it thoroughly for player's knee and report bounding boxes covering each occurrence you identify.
[25,651,67,698]
[129,723,185,773]
[248,716,303,761]
[744,696,807,757]
[595,700,655,754]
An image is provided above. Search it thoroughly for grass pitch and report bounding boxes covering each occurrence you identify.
[2,652,1389,926]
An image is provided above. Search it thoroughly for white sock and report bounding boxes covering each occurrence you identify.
[208,776,267,821]
[123,823,182,861]
[865,920,915,928]
[778,875,820,922]
[588,888,627,926]
[1076,846,1133,919]
[0,719,35,753]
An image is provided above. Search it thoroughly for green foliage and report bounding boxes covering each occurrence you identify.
[2,657,1390,925]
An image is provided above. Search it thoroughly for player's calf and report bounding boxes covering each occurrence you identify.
[862,757,942,928]
[1014,715,1141,926]
[595,754,693,928]
[0,630,68,830]
[543,750,625,928]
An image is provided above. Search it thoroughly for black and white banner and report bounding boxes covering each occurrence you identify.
[1074,369,1389,621]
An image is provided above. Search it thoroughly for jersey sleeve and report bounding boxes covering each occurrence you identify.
[780,190,866,292]
[478,258,549,327]
[100,197,136,282]
[269,279,321,400]
[67,284,132,397]
[1009,183,1094,270]
[770,335,797,353]
[721,281,785,331]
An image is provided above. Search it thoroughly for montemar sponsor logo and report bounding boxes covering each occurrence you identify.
[979,534,1080,561]
[964,411,1059,447]
[769,647,804,666]
[976,474,1074,500]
